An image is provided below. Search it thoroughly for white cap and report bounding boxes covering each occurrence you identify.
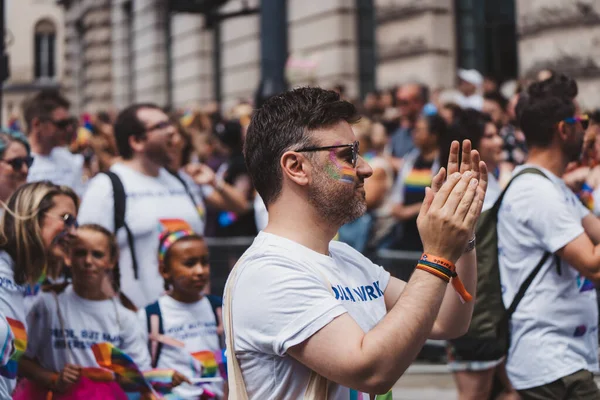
[458,69,483,87]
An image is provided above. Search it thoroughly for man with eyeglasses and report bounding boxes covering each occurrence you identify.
[78,103,246,309]
[23,90,85,196]
[497,74,600,399]
[224,87,487,399]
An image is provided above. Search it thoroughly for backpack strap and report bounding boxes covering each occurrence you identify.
[104,171,140,280]
[206,294,222,325]
[168,170,205,222]
[505,252,551,321]
[495,167,554,323]
[145,301,164,369]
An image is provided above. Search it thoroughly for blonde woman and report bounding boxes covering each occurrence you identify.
[0,181,78,397]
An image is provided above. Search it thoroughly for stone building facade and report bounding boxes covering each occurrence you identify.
[58,0,600,113]
[516,0,600,110]
[3,0,65,124]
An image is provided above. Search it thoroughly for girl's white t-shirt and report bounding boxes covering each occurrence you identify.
[0,251,26,398]
[25,285,151,372]
[77,163,211,308]
[225,232,391,400]
[138,295,224,399]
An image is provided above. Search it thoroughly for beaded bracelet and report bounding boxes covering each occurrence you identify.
[416,253,473,303]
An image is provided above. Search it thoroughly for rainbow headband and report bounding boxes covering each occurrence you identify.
[158,219,197,262]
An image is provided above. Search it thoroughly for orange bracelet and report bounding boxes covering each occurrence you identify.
[419,254,473,303]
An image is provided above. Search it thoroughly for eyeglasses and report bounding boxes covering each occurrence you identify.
[146,120,173,133]
[46,213,79,230]
[563,115,589,130]
[1,155,34,171]
[296,141,359,168]
[51,119,75,130]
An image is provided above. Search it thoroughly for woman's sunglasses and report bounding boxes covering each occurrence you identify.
[296,141,359,168]
[46,213,79,230]
[1,156,34,171]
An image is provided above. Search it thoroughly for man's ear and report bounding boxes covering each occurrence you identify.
[557,121,571,142]
[280,151,310,187]
[128,134,145,154]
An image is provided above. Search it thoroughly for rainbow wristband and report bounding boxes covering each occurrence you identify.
[416,254,473,303]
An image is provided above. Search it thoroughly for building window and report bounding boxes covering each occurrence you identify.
[34,19,56,80]
[455,0,518,82]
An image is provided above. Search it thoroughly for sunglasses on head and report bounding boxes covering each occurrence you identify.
[2,155,34,170]
[563,115,589,130]
[296,141,360,168]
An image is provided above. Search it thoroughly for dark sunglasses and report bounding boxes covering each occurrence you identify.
[296,141,359,168]
[2,155,34,170]
[146,120,173,132]
[563,115,589,130]
[51,119,74,130]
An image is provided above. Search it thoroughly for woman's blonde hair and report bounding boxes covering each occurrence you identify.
[0,181,79,285]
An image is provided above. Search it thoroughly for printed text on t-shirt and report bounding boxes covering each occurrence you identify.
[331,281,384,302]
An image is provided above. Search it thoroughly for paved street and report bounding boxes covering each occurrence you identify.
[392,364,457,400]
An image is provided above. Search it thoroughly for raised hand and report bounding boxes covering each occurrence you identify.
[416,140,488,263]
[184,163,216,186]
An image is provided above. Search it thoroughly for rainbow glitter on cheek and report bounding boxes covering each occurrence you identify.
[325,148,356,184]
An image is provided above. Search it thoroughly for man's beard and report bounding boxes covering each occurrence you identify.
[308,167,366,227]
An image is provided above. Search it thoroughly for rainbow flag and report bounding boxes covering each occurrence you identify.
[81,367,116,382]
[91,342,153,394]
[0,318,27,379]
[191,350,226,379]
[144,369,175,394]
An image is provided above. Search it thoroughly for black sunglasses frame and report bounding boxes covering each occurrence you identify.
[146,120,173,133]
[2,155,34,170]
[296,141,359,168]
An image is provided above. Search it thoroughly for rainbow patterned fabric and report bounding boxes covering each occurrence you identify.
[158,219,196,262]
[0,318,27,379]
[92,342,154,394]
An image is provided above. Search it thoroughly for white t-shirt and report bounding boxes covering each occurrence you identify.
[27,147,85,196]
[25,285,151,372]
[225,232,391,400]
[0,251,27,398]
[482,173,501,212]
[77,163,211,308]
[138,295,224,399]
[253,195,268,232]
[498,165,598,390]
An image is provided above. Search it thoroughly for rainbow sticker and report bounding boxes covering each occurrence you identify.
[0,318,27,379]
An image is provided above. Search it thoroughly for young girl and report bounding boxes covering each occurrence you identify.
[139,219,227,399]
[18,224,153,398]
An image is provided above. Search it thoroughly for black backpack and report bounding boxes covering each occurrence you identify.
[103,170,204,280]
[458,167,559,357]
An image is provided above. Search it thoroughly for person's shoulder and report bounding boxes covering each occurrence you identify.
[505,167,558,199]
[117,301,142,325]
[0,251,12,272]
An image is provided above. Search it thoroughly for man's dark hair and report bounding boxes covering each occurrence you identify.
[113,103,162,159]
[22,89,70,133]
[244,87,360,206]
[516,73,578,148]
[484,91,508,111]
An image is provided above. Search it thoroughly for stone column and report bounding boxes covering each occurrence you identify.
[516,0,600,109]
[375,0,456,91]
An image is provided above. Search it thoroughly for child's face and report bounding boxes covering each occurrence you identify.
[163,239,210,296]
[70,230,114,289]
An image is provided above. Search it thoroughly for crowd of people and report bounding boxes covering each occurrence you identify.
[0,66,598,399]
